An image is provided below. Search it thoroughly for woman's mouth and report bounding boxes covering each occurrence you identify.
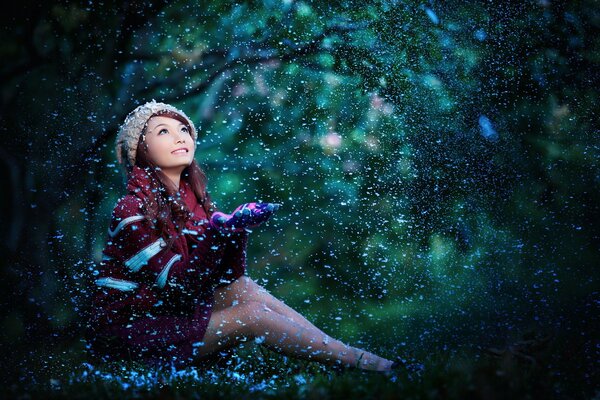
[172,149,188,155]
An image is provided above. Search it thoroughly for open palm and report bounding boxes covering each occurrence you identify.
[210,202,281,232]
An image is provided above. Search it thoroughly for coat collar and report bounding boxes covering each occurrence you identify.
[126,166,207,237]
[126,165,192,205]
[126,165,158,202]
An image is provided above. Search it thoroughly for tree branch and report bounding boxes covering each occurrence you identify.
[55,23,367,198]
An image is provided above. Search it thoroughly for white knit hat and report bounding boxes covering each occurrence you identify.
[115,99,198,172]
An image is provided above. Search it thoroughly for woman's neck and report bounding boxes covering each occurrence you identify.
[162,168,184,190]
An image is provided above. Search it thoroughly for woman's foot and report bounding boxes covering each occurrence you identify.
[210,202,281,233]
[389,355,425,376]
[346,355,425,377]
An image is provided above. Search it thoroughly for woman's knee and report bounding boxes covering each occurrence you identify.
[213,275,250,307]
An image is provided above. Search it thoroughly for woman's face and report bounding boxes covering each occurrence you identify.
[143,115,195,170]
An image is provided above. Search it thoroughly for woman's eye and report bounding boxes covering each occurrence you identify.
[158,127,188,135]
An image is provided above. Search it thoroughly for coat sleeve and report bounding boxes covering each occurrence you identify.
[214,230,249,288]
[102,195,218,295]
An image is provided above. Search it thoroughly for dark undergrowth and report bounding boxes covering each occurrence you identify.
[9,330,598,400]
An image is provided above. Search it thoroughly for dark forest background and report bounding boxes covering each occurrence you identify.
[1,0,598,397]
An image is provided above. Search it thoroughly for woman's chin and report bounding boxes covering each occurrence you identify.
[157,161,192,171]
[173,155,193,164]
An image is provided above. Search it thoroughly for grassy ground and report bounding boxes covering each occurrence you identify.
[9,331,597,400]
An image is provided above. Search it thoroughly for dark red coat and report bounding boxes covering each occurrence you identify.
[85,165,248,368]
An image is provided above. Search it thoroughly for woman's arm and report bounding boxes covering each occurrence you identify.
[214,230,249,288]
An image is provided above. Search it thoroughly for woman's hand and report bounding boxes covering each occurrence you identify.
[210,202,281,233]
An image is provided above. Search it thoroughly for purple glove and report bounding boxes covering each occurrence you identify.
[210,202,281,233]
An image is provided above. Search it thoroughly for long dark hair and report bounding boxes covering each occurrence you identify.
[132,111,219,251]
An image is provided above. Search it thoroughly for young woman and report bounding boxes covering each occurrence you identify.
[85,100,407,373]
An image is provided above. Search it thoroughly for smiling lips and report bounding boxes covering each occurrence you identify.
[172,148,188,154]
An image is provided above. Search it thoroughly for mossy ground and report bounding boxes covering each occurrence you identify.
[10,334,596,400]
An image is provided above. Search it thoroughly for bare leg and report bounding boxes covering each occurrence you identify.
[214,276,317,329]
[214,276,339,342]
[212,278,393,371]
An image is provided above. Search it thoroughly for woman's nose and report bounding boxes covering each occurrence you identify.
[174,132,186,142]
